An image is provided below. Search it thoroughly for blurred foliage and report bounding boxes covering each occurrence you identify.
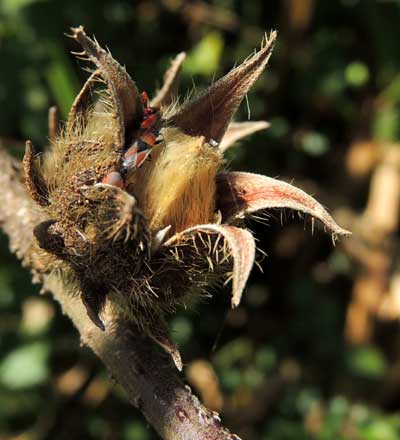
[2,0,400,439]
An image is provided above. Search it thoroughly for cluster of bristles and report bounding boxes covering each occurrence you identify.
[23,26,236,368]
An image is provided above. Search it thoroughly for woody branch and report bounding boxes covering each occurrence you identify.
[0,145,239,440]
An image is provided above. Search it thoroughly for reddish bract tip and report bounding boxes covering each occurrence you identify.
[141,113,159,131]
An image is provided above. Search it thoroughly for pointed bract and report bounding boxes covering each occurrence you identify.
[66,70,100,133]
[48,106,59,144]
[70,26,144,146]
[151,52,186,108]
[23,140,49,207]
[166,224,256,307]
[219,120,270,152]
[217,172,351,236]
[149,332,183,371]
[169,31,276,143]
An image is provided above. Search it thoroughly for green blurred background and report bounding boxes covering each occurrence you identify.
[2,0,400,439]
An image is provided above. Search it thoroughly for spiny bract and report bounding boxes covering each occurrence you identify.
[23,26,350,370]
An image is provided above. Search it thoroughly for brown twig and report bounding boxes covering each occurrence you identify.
[0,144,240,440]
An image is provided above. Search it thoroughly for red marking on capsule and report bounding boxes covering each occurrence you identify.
[124,143,138,159]
[141,113,159,131]
[135,150,151,168]
[122,142,152,172]
[141,131,157,146]
[177,408,189,422]
[99,91,161,188]
[141,91,149,107]
[102,171,125,188]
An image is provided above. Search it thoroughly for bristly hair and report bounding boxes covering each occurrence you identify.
[129,127,223,236]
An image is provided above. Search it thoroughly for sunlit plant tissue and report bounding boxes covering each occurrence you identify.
[23,26,350,370]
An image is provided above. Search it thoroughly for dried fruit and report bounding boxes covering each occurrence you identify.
[23,26,349,370]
